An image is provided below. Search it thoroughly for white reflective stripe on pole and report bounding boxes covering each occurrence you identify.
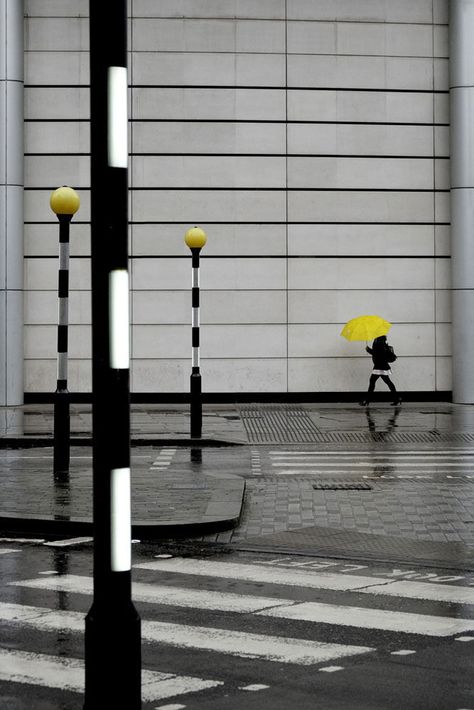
[192,268,199,288]
[57,352,68,381]
[107,66,128,169]
[192,307,199,328]
[58,298,68,327]
[109,269,130,369]
[110,467,131,571]
[192,348,199,368]
[59,242,69,270]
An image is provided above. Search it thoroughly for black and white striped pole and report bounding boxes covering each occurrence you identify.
[50,186,80,478]
[84,2,141,708]
[184,226,207,439]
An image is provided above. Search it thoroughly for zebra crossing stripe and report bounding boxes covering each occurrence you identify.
[0,648,221,701]
[257,601,474,637]
[135,558,474,605]
[271,462,474,468]
[0,602,373,665]
[11,574,474,637]
[11,574,292,614]
[142,620,373,664]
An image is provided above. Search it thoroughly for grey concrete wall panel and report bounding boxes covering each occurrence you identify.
[133,18,285,53]
[22,1,450,395]
[25,87,90,120]
[1,0,23,405]
[287,0,433,23]
[450,0,474,399]
[133,88,286,121]
[133,53,286,86]
[133,1,286,19]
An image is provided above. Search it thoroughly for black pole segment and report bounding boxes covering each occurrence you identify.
[54,216,70,477]
[190,369,202,439]
[85,1,141,707]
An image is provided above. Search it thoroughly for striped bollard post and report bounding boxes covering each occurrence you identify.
[184,227,207,439]
[50,186,80,477]
[84,2,141,707]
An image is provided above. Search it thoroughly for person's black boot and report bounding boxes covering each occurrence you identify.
[390,398,402,406]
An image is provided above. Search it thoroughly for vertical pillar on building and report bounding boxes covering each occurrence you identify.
[0,0,24,405]
[450,0,474,403]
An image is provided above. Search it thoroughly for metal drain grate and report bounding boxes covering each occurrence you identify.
[239,406,321,443]
[239,407,474,444]
[312,481,373,490]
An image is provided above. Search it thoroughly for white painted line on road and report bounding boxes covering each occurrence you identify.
[142,620,373,665]
[43,537,92,547]
[11,574,292,614]
[391,650,416,655]
[319,666,344,673]
[258,601,474,637]
[269,450,474,456]
[272,462,474,468]
[0,648,221,701]
[155,705,186,710]
[455,636,474,642]
[13,574,474,637]
[0,602,373,666]
[0,538,45,544]
[0,549,20,555]
[240,684,269,691]
[136,558,474,605]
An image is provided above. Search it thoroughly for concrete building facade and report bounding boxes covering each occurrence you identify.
[3,0,462,400]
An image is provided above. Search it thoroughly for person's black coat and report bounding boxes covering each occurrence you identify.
[366,337,390,370]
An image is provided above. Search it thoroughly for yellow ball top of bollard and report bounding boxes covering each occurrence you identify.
[184,226,207,250]
[50,186,80,216]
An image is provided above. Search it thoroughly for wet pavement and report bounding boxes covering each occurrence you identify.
[0,402,473,568]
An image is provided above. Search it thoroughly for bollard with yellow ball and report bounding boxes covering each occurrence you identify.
[184,226,207,438]
[50,185,80,220]
[50,186,80,478]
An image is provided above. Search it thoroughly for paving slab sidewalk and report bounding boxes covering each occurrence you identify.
[0,404,248,538]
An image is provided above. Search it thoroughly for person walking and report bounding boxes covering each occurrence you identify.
[359,335,401,406]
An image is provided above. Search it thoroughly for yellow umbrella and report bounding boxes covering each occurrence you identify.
[340,315,392,342]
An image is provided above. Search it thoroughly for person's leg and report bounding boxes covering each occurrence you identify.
[381,375,401,405]
[360,374,378,406]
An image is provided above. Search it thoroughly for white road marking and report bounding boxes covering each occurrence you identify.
[455,636,474,642]
[0,601,373,666]
[142,620,373,665]
[391,650,416,655]
[271,462,474,468]
[0,648,220,701]
[43,537,92,547]
[268,450,474,456]
[11,574,292,614]
[136,558,474,605]
[12,574,474,637]
[258,602,474,637]
[240,684,269,691]
[0,549,20,555]
[319,666,344,673]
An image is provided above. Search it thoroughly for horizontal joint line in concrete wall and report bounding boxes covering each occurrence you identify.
[22,153,452,159]
[23,254,451,260]
[24,84,450,95]
[22,119,451,126]
[24,220,451,227]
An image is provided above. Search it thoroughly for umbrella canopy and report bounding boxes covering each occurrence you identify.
[340,315,392,342]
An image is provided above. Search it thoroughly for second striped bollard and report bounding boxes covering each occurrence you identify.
[50,186,80,477]
[184,226,207,439]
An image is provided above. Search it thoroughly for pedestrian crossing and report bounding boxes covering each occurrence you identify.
[2,553,474,706]
[258,449,474,478]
